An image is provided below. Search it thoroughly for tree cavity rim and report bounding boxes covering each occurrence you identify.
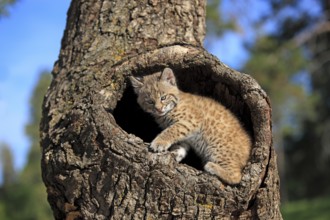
[108,44,273,200]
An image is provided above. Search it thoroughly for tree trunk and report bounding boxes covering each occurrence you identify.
[40,0,282,219]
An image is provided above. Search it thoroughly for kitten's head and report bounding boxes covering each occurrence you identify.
[130,68,179,117]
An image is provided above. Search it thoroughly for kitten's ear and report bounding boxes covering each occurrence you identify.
[129,76,143,92]
[160,68,176,86]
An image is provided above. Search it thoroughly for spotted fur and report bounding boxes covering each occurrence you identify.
[130,68,251,184]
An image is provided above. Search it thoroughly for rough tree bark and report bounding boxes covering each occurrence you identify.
[40,0,282,219]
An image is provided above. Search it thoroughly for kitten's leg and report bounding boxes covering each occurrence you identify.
[204,162,242,185]
[170,143,190,162]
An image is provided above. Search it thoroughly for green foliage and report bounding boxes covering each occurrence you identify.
[0,72,53,220]
[280,1,330,200]
[0,0,17,17]
[0,143,17,219]
[243,35,310,138]
[0,202,8,220]
[206,0,235,37]
[238,0,330,201]
[0,143,16,186]
[18,72,53,220]
[23,72,52,183]
[282,197,330,220]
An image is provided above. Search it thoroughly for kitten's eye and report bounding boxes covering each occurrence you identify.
[160,95,167,101]
[146,100,155,105]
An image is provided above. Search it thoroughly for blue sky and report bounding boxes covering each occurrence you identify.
[0,0,250,174]
[0,0,71,171]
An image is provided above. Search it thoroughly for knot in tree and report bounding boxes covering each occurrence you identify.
[40,0,282,219]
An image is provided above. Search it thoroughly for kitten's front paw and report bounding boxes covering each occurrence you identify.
[150,139,171,152]
[172,147,187,162]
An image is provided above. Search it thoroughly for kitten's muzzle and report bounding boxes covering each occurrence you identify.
[155,107,164,114]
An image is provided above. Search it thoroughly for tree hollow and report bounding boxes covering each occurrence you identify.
[42,45,280,219]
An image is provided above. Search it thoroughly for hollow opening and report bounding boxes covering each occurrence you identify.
[113,83,161,142]
[113,65,253,171]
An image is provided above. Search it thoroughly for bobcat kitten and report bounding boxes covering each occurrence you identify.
[130,68,251,184]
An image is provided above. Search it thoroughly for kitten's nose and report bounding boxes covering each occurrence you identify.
[155,104,163,113]
[155,108,163,114]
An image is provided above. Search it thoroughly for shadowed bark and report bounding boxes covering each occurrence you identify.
[40,0,282,219]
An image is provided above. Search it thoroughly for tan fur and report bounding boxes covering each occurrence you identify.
[130,68,251,184]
